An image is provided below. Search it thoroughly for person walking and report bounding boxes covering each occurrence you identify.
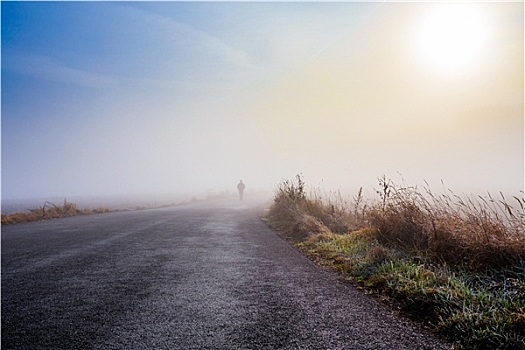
[237,180,245,201]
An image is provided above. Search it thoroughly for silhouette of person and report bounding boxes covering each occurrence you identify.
[237,180,245,201]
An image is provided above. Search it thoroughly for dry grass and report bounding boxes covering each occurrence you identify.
[267,174,362,241]
[268,175,525,271]
[1,199,111,225]
[368,176,525,270]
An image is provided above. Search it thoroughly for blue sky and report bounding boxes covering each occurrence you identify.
[2,1,523,201]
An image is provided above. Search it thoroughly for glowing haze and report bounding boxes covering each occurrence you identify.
[2,2,523,202]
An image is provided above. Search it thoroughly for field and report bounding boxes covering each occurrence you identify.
[265,175,525,350]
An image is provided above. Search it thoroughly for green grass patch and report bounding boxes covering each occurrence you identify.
[298,231,525,349]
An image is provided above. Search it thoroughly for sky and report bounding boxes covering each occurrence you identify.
[1,1,524,202]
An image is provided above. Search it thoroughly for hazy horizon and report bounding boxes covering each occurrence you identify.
[2,2,523,203]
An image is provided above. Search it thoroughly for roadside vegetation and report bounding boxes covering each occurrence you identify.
[1,197,206,226]
[1,199,112,225]
[265,175,525,350]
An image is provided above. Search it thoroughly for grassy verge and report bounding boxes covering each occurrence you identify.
[265,175,525,350]
[1,199,112,225]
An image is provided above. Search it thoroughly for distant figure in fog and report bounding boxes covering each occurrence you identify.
[237,180,245,201]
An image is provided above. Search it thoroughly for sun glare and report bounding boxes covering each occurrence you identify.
[418,5,486,72]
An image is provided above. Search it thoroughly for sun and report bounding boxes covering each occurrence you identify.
[417,4,486,72]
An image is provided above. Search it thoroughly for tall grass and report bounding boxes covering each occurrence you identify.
[268,175,525,270]
[369,176,525,270]
[266,175,525,349]
[1,199,111,225]
[268,174,363,241]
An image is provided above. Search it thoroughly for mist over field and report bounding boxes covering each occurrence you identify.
[2,2,523,208]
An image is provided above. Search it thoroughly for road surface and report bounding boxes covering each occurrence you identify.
[2,199,449,349]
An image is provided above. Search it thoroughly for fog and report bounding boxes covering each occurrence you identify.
[2,2,523,209]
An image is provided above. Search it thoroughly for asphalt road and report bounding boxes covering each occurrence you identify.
[2,199,449,350]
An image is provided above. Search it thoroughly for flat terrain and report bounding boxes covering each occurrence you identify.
[2,199,449,349]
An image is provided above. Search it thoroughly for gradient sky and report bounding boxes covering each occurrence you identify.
[2,1,523,201]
